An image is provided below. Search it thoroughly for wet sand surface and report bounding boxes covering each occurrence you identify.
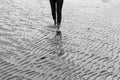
[0,0,120,80]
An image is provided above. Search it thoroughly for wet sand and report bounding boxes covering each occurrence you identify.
[0,0,120,80]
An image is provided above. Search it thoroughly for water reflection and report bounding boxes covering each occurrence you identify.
[53,31,64,56]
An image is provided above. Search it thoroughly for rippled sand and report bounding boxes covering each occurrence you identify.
[0,0,120,80]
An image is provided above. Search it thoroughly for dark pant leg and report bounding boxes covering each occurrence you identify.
[49,0,56,22]
[56,0,64,24]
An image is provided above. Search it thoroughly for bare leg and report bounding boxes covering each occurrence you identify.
[49,0,57,25]
[56,0,64,24]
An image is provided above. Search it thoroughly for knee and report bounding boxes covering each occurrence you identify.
[57,10,61,15]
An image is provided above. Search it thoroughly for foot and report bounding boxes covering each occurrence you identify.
[56,31,62,40]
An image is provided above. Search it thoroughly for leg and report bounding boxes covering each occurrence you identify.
[56,0,64,24]
[49,0,57,24]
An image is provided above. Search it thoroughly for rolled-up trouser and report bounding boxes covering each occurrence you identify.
[49,0,64,24]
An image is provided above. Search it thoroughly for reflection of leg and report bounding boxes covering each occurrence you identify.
[55,42,64,56]
[54,31,64,56]
[54,31,62,46]
[49,0,56,24]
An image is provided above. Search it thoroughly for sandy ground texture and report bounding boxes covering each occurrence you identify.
[0,0,120,80]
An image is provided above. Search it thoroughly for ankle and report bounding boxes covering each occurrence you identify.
[57,23,61,26]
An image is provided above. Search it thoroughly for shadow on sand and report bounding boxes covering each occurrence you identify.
[44,24,57,32]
